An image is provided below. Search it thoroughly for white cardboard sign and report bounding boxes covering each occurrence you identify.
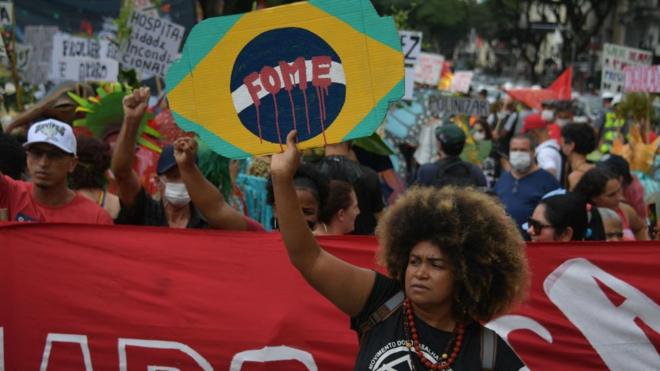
[414,52,444,86]
[601,43,652,94]
[0,42,30,72]
[0,1,13,27]
[49,33,119,82]
[399,30,422,100]
[119,11,185,77]
[450,71,473,93]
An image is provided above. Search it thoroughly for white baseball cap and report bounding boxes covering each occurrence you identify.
[24,119,77,155]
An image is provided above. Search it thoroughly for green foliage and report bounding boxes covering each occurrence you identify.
[114,0,134,44]
[616,93,657,124]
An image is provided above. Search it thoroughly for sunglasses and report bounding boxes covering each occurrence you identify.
[527,218,553,233]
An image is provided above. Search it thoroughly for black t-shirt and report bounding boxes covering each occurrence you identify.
[115,188,207,228]
[317,156,384,235]
[351,273,524,371]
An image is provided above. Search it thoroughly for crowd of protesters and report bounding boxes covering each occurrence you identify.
[1,84,658,244]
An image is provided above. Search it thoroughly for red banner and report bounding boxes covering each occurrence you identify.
[1,223,659,370]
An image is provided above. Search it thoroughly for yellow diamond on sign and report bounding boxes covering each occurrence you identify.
[166,0,404,158]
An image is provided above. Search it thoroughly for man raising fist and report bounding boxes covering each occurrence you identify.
[111,87,262,230]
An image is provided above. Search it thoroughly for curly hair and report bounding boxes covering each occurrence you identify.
[376,186,528,323]
[69,136,110,189]
[560,123,596,155]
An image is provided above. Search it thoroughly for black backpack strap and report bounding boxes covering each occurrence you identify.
[480,326,498,371]
[358,291,404,343]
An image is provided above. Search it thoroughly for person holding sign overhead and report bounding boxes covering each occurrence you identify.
[111,87,262,231]
[271,130,528,370]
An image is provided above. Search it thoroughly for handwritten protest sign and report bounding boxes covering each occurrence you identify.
[428,95,489,117]
[49,33,118,82]
[399,30,422,100]
[0,42,30,72]
[449,71,473,93]
[166,0,403,159]
[624,65,660,93]
[0,1,12,27]
[120,11,185,77]
[601,43,652,94]
[414,52,444,86]
[24,26,58,85]
[133,0,158,18]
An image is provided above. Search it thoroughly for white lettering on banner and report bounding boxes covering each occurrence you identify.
[119,11,185,77]
[486,315,553,345]
[229,346,318,370]
[40,334,94,371]
[147,367,179,371]
[545,258,660,370]
[117,338,212,371]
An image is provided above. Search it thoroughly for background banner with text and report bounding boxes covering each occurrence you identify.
[1,223,658,370]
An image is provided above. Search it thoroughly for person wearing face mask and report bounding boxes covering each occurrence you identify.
[521,113,564,184]
[111,87,263,231]
[494,134,560,237]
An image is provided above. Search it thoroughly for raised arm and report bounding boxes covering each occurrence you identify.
[174,137,248,230]
[111,87,149,208]
[271,131,375,316]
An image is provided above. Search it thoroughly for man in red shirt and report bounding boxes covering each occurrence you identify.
[0,119,113,224]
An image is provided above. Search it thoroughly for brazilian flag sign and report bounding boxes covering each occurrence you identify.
[166,0,404,158]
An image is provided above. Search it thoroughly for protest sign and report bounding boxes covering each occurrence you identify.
[166,0,404,159]
[0,1,12,27]
[1,223,658,370]
[601,43,652,94]
[414,52,444,85]
[133,0,158,18]
[24,26,58,85]
[0,42,29,72]
[449,71,473,93]
[624,65,660,93]
[119,11,185,78]
[49,33,118,82]
[428,95,489,116]
[399,30,422,100]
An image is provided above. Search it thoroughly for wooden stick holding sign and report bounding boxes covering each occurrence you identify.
[1,2,23,111]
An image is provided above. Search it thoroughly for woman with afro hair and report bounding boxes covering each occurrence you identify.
[271,131,528,370]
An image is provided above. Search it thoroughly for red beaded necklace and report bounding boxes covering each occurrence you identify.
[403,298,465,370]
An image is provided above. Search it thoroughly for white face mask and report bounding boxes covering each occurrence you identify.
[556,118,569,127]
[473,131,486,141]
[164,181,191,207]
[541,110,555,122]
[509,151,532,172]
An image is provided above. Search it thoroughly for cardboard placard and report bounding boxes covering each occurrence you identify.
[449,71,473,93]
[399,30,422,100]
[0,1,12,27]
[166,0,404,159]
[0,42,30,72]
[24,26,58,85]
[428,95,489,117]
[49,33,119,82]
[119,11,185,77]
[601,43,652,94]
[414,52,444,85]
[624,65,660,93]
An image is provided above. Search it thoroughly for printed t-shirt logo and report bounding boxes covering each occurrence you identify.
[230,27,346,145]
[368,340,442,371]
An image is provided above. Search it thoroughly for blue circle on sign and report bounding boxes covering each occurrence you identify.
[230,27,346,143]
